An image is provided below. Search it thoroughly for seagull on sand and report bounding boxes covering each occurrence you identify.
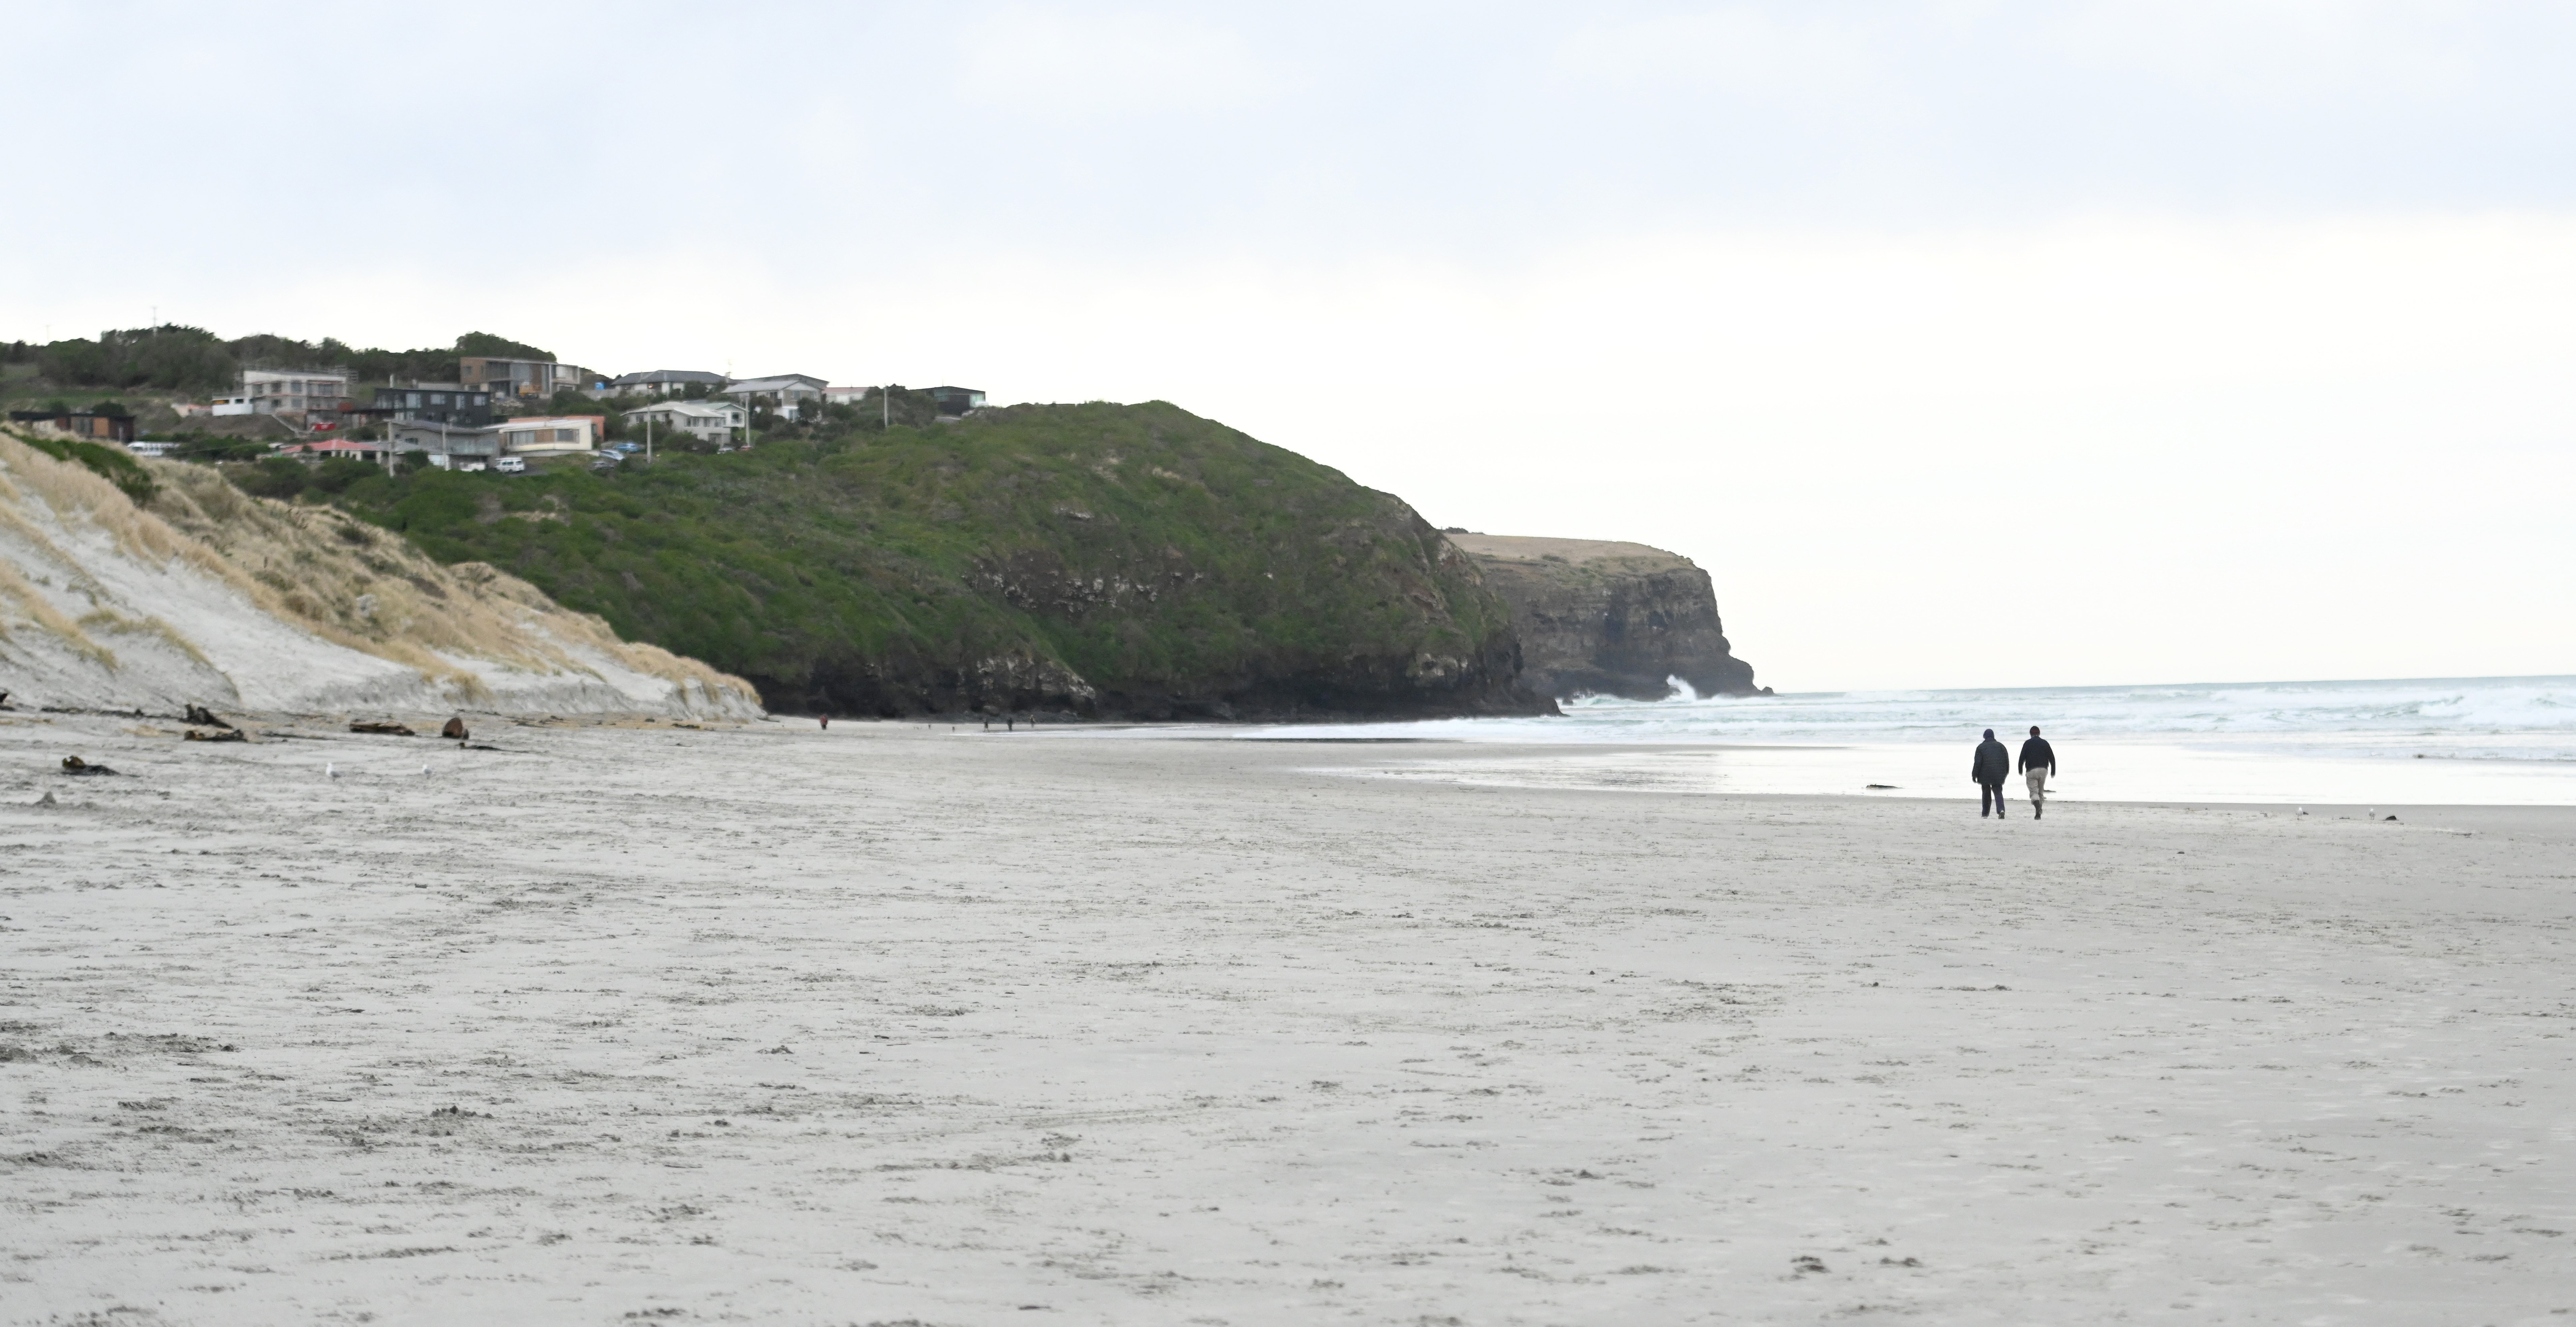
[325,762,339,779]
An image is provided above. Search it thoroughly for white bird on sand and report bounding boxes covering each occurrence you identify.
[326,762,339,779]
[421,764,432,776]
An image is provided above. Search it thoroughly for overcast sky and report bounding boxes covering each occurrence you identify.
[10,1,2574,690]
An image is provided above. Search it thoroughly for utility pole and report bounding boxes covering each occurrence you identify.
[881,384,889,430]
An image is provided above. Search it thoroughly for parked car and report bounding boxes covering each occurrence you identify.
[612,441,642,454]
[494,457,527,474]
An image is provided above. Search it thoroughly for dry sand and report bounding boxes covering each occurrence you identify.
[2,717,2570,1325]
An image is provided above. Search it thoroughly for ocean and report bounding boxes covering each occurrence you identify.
[1117,675,2576,805]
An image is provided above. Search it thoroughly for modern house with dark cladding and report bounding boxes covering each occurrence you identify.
[360,384,494,427]
[604,369,730,399]
[929,386,987,416]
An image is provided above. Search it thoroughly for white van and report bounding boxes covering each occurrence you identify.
[494,457,527,475]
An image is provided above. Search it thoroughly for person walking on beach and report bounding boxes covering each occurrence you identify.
[2019,725,2057,819]
[1972,728,2012,819]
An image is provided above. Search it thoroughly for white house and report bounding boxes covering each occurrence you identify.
[390,420,503,469]
[722,373,828,417]
[237,368,352,416]
[625,400,744,445]
[823,384,875,405]
[498,415,606,455]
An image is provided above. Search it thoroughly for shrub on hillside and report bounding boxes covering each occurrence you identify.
[308,458,382,494]
[232,457,310,500]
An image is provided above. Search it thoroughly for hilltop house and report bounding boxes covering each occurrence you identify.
[929,386,986,416]
[359,384,493,427]
[823,384,874,405]
[459,356,594,399]
[498,415,606,456]
[625,399,744,446]
[722,373,828,418]
[216,368,351,418]
[604,369,728,399]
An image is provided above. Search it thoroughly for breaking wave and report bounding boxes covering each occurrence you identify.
[1236,674,2576,764]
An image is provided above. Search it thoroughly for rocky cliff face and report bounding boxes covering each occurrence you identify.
[1449,535,1763,701]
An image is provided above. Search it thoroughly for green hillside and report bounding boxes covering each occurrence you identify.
[321,401,1536,719]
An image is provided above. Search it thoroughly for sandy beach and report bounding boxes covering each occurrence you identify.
[2,714,2570,1325]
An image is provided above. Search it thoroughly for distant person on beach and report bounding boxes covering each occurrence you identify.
[1972,728,2012,818]
[2020,726,2057,819]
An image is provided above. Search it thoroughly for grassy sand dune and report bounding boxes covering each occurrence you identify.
[0,430,759,717]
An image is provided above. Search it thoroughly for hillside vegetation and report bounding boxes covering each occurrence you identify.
[324,401,1538,719]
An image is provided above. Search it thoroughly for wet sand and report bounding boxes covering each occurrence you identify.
[3,716,2571,1325]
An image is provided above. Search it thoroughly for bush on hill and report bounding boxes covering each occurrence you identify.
[34,326,237,395]
[454,332,554,362]
[17,328,561,400]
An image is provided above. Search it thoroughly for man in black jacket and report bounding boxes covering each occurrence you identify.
[1972,728,2011,818]
[2019,726,2057,819]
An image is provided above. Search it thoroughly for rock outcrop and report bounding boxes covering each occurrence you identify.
[1448,534,1763,701]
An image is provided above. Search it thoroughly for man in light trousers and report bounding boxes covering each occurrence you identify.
[2019,725,2057,819]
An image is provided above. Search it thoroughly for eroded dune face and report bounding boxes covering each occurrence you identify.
[0,433,762,719]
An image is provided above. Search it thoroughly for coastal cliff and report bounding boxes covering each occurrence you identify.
[331,402,1548,721]
[1448,534,1762,701]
